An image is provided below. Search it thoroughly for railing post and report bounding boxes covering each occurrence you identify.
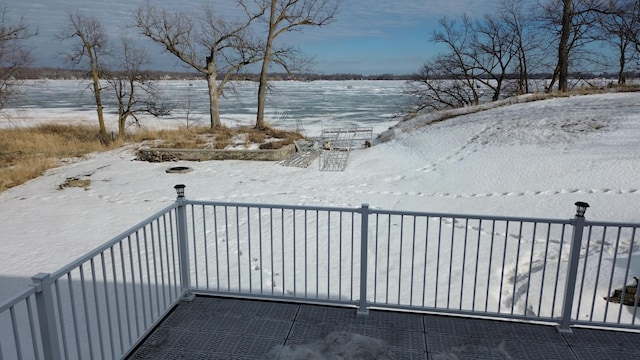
[358,204,370,316]
[174,184,194,301]
[31,273,61,360]
[557,202,590,333]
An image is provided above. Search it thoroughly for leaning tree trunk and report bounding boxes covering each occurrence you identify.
[88,56,108,143]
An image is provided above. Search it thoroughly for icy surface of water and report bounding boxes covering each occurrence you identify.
[7,80,409,136]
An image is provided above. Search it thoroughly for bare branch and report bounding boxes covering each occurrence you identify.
[105,36,173,138]
[58,12,110,142]
[254,0,340,128]
[0,5,36,109]
[133,0,265,127]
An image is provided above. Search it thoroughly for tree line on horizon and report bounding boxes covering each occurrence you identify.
[12,67,639,82]
[1,0,640,140]
[10,67,420,81]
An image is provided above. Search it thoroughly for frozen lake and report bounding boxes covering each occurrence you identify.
[4,80,409,137]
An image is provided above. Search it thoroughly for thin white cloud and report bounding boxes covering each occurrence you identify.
[338,0,500,29]
[299,0,502,42]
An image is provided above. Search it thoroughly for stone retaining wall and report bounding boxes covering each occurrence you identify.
[137,144,296,162]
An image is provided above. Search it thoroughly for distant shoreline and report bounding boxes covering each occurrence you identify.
[13,66,628,82]
[14,67,418,81]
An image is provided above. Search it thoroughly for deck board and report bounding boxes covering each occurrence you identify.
[127,296,640,359]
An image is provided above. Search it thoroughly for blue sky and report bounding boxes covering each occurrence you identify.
[7,0,501,75]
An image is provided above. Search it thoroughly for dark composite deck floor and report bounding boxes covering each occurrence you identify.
[128,296,640,359]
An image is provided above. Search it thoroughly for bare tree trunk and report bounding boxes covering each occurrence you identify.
[134,3,263,129]
[253,0,338,129]
[116,78,135,139]
[118,109,125,137]
[255,2,276,130]
[89,63,108,142]
[518,48,529,94]
[255,61,270,129]
[117,83,126,138]
[206,72,222,128]
[558,0,572,93]
[547,63,560,92]
[61,13,110,143]
[618,48,626,84]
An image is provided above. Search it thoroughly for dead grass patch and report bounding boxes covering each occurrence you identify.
[58,177,91,190]
[1,120,304,192]
[0,157,59,190]
[146,125,305,151]
[0,123,119,192]
[258,141,285,150]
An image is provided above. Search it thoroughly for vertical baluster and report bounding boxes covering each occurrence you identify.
[358,204,370,315]
[460,218,469,311]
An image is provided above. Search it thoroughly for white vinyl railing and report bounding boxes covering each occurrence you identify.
[1,186,639,359]
[0,204,185,360]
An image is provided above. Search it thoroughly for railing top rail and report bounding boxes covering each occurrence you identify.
[0,286,36,313]
[49,203,179,280]
[369,208,574,224]
[186,200,361,214]
[186,199,574,225]
[584,220,640,228]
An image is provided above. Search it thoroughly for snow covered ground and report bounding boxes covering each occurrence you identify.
[0,91,639,357]
[1,91,639,300]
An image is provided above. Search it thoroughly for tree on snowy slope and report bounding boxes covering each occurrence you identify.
[134,1,264,128]
[538,0,610,92]
[403,8,525,116]
[594,0,640,84]
[500,0,541,95]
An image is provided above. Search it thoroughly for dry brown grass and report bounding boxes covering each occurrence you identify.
[0,123,119,192]
[149,125,305,150]
[0,123,306,192]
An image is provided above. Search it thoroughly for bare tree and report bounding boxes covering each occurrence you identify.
[500,0,539,94]
[595,0,640,84]
[430,17,481,106]
[58,12,110,142]
[471,14,518,101]
[108,37,172,139]
[403,60,479,117]
[0,5,35,109]
[403,9,538,117]
[538,0,608,92]
[410,15,514,111]
[557,0,574,92]
[134,1,263,128]
[253,0,339,129]
[401,18,482,117]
